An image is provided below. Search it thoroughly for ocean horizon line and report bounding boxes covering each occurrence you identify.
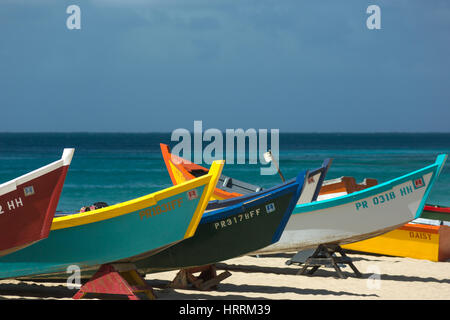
[1,131,450,135]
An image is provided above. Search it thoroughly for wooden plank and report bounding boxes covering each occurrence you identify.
[169,265,232,291]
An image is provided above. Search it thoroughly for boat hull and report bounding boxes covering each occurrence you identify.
[0,185,207,279]
[255,155,446,254]
[0,149,73,257]
[0,161,224,279]
[135,175,305,273]
[342,223,450,262]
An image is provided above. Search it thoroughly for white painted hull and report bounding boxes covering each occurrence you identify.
[255,159,444,255]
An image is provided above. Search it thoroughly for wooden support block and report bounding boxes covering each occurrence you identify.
[198,271,232,291]
[169,264,232,291]
[170,269,204,289]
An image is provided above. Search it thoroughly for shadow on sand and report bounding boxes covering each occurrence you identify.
[216,261,450,285]
[0,281,77,300]
[147,279,379,299]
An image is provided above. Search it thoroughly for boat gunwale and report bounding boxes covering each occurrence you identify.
[51,170,214,230]
[424,205,450,214]
[200,173,305,224]
[399,223,441,234]
[0,148,74,197]
[162,143,332,203]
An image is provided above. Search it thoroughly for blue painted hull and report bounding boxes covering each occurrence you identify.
[135,172,307,273]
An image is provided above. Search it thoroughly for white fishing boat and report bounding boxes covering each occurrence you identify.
[255,154,447,254]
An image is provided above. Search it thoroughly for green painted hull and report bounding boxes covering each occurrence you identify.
[421,212,450,222]
[421,208,450,222]
[136,180,303,273]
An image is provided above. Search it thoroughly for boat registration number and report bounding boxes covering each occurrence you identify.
[138,197,183,220]
[214,202,276,230]
[0,197,24,215]
[354,177,425,211]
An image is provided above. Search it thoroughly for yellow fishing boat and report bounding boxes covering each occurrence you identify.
[342,222,450,262]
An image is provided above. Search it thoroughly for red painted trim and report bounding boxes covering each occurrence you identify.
[424,205,450,214]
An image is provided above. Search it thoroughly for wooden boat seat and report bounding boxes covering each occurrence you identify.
[319,176,378,196]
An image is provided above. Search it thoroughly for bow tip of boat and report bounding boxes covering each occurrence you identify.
[62,148,75,166]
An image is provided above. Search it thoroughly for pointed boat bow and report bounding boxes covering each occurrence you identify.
[0,148,74,257]
[183,160,224,239]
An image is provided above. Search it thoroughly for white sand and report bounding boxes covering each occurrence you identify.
[0,252,449,300]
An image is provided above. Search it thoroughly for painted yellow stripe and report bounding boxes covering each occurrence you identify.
[168,159,226,201]
[51,174,213,231]
[183,160,224,238]
[209,192,226,201]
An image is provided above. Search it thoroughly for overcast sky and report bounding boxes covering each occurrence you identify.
[1,0,449,132]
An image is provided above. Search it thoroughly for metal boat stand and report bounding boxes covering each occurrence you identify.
[170,264,232,291]
[72,263,155,300]
[286,244,362,279]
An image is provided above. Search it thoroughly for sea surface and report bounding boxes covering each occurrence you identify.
[0,133,449,211]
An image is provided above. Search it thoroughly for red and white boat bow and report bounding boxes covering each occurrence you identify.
[0,148,74,256]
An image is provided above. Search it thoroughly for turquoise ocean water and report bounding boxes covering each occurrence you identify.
[0,133,449,212]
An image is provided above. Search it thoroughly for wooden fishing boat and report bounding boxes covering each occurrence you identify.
[160,144,448,257]
[0,161,224,279]
[309,174,450,262]
[342,219,450,262]
[254,154,447,254]
[134,171,308,273]
[312,177,450,222]
[319,178,450,261]
[160,143,332,204]
[0,149,74,257]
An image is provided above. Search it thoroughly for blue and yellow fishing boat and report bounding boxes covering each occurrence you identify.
[0,161,224,279]
[134,171,308,273]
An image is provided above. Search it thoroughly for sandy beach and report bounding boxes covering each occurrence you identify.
[0,252,448,300]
